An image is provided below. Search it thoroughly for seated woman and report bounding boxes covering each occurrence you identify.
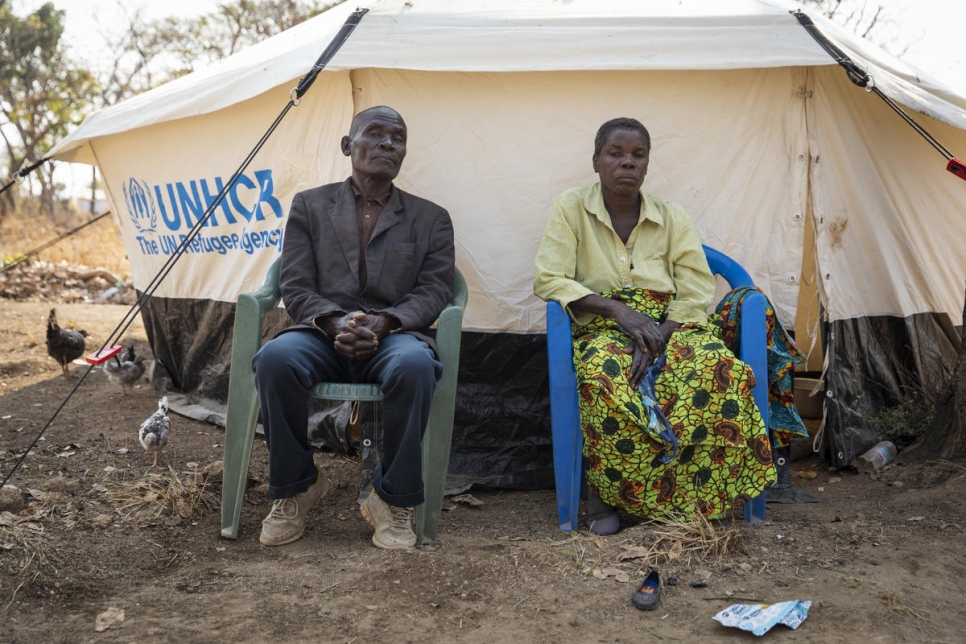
[534,117,775,534]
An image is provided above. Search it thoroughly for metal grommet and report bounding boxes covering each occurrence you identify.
[865,76,875,93]
[289,87,302,106]
[362,438,373,447]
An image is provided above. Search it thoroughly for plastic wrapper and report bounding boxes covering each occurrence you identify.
[713,600,811,636]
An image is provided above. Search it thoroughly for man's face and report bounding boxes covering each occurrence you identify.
[592,129,650,197]
[342,108,408,181]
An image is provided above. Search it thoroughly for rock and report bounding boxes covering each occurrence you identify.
[44,477,82,494]
[0,485,25,513]
[97,287,120,301]
[203,460,224,483]
[0,259,133,304]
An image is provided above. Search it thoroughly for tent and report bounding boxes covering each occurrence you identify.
[49,0,966,480]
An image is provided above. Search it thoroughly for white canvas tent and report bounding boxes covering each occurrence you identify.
[50,0,966,474]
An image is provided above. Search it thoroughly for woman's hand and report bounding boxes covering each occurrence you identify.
[618,311,681,388]
[567,294,681,388]
[612,305,661,387]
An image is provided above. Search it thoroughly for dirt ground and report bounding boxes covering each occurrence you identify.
[2,300,966,643]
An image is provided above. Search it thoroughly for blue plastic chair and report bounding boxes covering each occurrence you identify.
[546,245,769,531]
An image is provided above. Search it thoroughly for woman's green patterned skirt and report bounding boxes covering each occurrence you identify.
[574,288,776,520]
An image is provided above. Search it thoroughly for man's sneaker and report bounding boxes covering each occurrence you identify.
[259,473,329,546]
[360,490,417,551]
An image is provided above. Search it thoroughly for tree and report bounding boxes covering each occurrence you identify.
[1,1,335,220]
[799,0,882,39]
[798,0,909,56]
[0,2,97,216]
[94,0,336,107]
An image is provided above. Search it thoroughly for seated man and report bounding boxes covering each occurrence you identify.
[252,106,455,550]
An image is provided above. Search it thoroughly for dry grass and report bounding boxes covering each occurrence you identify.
[101,466,218,527]
[879,590,927,621]
[617,512,745,567]
[0,465,217,586]
[0,203,131,278]
[0,510,59,577]
[553,511,746,579]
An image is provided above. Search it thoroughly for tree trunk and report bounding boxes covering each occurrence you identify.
[0,186,14,223]
[904,283,966,462]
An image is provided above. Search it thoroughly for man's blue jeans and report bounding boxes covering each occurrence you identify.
[252,329,441,508]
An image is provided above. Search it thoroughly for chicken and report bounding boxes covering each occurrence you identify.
[46,308,88,378]
[139,396,171,467]
[103,345,146,394]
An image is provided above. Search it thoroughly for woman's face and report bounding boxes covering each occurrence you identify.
[593,129,650,198]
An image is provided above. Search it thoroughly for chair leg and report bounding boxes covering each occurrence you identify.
[743,492,767,524]
[221,381,261,539]
[416,395,453,545]
[415,307,461,545]
[357,402,380,505]
[547,301,583,531]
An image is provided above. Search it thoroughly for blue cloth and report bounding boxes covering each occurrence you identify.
[638,354,678,463]
[715,286,808,447]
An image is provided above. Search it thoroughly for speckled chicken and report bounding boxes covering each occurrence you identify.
[46,308,88,378]
[103,345,146,394]
[139,396,170,467]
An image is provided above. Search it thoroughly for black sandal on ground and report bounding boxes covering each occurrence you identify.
[632,569,661,611]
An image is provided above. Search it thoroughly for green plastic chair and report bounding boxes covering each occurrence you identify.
[220,258,467,545]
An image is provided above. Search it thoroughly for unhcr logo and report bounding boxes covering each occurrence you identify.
[123,169,286,258]
[123,169,284,233]
[123,178,158,234]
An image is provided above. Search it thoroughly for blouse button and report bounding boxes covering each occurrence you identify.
[619,256,626,262]
[624,283,632,288]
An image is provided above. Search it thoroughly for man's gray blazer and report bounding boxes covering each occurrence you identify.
[278,177,455,353]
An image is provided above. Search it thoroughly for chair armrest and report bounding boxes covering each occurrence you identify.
[451,267,468,310]
[229,259,282,380]
[546,301,577,388]
[247,258,283,317]
[703,244,753,288]
[546,300,580,435]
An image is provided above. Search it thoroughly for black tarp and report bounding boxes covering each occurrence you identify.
[141,297,555,491]
[821,312,961,468]
[141,296,962,481]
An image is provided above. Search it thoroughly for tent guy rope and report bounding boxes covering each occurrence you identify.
[0,7,370,490]
[1,211,112,272]
[0,156,51,196]
[792,9,966,182]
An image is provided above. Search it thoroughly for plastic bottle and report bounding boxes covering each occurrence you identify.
[854,441,897,474]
